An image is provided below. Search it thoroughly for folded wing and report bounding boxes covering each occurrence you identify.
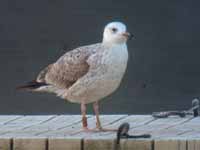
[37,44,100,89]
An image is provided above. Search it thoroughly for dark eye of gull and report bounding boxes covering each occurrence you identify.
[112,28,117,33]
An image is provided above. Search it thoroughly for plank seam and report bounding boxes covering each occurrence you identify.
[109,115,129,125]
[21,115,58,130]
[56,116,93,130]
[129,117,157,130]
[39,115,58,124]
[3,116,24,125]
[142,118,157,126]
[177,129,194,136]
[165,117,194,130]
[0,131,11,136]
[10,138,13,150]
[56,120,82,130]
[186,140,188,150]
[46,138,49,150]
[151,140,154,150]
[35,116,92,136]
[81,138,84,150]
[34,130,52,136]
[34,122,83,136]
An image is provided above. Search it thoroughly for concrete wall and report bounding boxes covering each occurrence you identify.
[0,0,200,114]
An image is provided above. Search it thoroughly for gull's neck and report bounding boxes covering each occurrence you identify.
[102,40,127,48]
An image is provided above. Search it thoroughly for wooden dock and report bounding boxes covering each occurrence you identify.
[0,115,199,150]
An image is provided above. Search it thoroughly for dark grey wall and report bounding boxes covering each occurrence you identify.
[1,0,200,114]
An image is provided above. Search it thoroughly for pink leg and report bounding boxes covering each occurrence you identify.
[81,102,88,130]
[79,101,117,133]
[93,101,117,132]
[93,101,102,129]
[79,102,103,132]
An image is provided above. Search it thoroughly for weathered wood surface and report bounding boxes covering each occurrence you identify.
[0,115,199,150]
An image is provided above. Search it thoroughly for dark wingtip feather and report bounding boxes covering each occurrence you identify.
[16,80,48,91]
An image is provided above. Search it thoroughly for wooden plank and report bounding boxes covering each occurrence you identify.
[172,117,200,138]
[84,139,152,150]
[0,116,23,135]
[132,116,193,138]
[149,128,193,139]
[70,115,127,137]
[39,115,127,137]
[84,139,115,150]
[105,115,156,129]
[182,117,200,125]
[0,138,11,150]
[13,138,47,150]
[100,115,156,138]
[35,115,89,137]
[0,116,22,125]
[154,139,186,150]
[11,115,56,128]
[0,115,57,137]
[151,117,198,139]
[0,131,44,138]
[136,116,192,132]
[78,114,126,138]
[30,115,84,131]
[0,115,199,141]
[120,139,152,150]
[178,131,200,139]
[73,115,127,132]
[188,140,200,150]
[0,115,55,132]
[1,115,83,138]
[48,138,81,150]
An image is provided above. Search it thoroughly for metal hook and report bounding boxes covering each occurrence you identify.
[116,123,151,144]
[191,98,199,117]
[152,98,200,118]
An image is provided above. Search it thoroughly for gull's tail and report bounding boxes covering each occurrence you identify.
[16,80,48,91]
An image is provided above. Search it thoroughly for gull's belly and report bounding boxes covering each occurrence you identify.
[67,67,126,104]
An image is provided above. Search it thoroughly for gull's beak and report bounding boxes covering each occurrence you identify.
[122,32,134,40]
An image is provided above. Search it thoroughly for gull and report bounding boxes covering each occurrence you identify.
[17,21,132,132]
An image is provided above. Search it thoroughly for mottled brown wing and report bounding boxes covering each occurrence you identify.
[38,44,98,89]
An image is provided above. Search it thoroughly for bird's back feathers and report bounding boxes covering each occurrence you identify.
[41,43,101,89]
[17,43,102,92]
